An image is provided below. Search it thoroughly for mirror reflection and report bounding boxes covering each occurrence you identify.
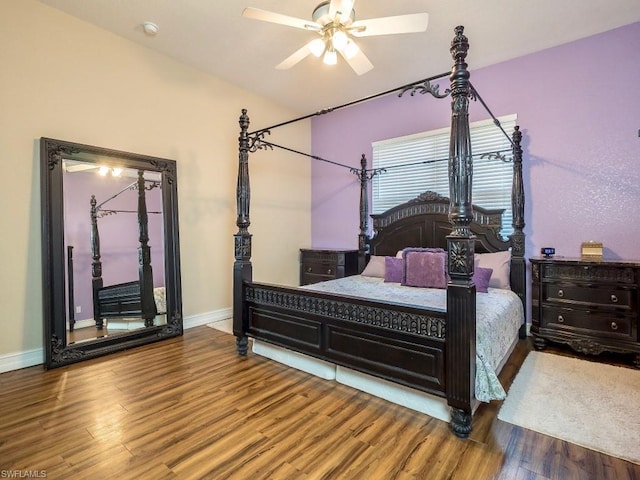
[63,160,166,344]
[41,137,183,369]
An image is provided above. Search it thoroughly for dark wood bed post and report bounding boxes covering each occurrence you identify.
[510,126,527,336]
[90,195,104,329]
[233,109,253,355]
[445,25,475,438]
[137,170,157,327]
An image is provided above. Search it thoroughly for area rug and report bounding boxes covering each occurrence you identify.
[207,318,232,334]
[498,351,640,464]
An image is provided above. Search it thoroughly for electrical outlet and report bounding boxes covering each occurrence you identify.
[75,306,82,314]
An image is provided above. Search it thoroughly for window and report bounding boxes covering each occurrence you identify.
[371,114,517,237]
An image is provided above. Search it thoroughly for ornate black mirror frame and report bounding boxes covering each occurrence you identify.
[41,137,183,369]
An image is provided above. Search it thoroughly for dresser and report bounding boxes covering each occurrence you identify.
[300,249,360,286]
[530,257,640,366]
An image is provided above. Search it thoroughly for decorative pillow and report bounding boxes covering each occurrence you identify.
[361,255,385,278]
[402,250,447,289]
[395,247,445,258]
[472,267,493,293]
[475,250,511,289]
[384,256,403,283]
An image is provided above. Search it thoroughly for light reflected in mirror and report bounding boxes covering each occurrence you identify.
[41,138,183,369]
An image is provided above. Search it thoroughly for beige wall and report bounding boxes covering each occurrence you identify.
[0,1,311,360]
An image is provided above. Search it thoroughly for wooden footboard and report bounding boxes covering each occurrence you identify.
[244,282,447,398]
[96,280,158,327]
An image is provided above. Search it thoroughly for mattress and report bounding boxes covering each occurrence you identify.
[302,275,523,402]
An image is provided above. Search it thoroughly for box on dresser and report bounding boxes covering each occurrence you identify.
[530,257,640,367]
[300,249,360,286]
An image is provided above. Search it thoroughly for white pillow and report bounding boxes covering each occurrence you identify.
[361,255,385,278]
[475,250,511,289]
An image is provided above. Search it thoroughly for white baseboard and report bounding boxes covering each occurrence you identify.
[0,307,233,374]
[183,308,232,329]
[0,348,44,374]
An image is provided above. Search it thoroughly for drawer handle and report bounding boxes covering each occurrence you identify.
[611,322,618,331]
[306,267,312,273]
[327,268,332,275]
[557,315,564,323]
[557,289,564,298]
[611,294,618,303]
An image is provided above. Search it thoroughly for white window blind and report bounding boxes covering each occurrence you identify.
[372,114,517,237]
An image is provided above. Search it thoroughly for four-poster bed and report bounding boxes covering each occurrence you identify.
[232,26,526,437]
[89,170,165,329]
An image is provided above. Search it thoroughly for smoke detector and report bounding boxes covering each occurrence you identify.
[142,22,159,36]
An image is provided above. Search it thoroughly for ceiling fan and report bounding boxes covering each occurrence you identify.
[242,0,429,75]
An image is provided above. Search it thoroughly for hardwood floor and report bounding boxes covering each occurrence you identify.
[1,326,638,480]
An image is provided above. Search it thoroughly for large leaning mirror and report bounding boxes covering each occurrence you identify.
[41,137,182,369]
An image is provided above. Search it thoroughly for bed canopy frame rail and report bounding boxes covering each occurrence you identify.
[232,26,525,437]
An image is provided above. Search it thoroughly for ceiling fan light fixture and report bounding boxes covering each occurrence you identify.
[323,48,338,65]
[331,29,348,51]
[242,1,428,74]
[308,38,326,57]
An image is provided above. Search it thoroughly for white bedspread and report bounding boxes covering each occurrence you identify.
[153,287,166,314]
[302,275,524,402]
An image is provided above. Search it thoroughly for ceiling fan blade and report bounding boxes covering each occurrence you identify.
[350,13,428,37]
[328,0,355,24]
[275,42,314,70]
[339,45,374,76]
[242,7,321,31]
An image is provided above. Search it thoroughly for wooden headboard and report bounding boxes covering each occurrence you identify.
[366,190,526,314]
[368,191,510,256]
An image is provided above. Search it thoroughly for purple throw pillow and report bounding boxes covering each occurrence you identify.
[402,251,447,289]
[384,256,403,283]
[473,267,493,293]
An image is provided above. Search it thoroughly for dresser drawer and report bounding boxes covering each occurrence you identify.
[541,305,632,338]
[542,284,633,310]
[540,263,637,284]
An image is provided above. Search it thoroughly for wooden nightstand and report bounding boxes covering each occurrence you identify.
[300,249,360,286]
[530,257,640,366]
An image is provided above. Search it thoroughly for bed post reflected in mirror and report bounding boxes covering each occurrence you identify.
[137,170,157,327]
[445,25,476,438]
[90,194,104,329]
[233,108,253,355]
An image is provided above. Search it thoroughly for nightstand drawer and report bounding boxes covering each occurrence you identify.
[543,284,633,309]
[541,305,632,338]
[300,249,359,286]
[303,262,338,277]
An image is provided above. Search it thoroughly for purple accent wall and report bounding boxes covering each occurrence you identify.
[311,23,640,266]
[64,170,164,322]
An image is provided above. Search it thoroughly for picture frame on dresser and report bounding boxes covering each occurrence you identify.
[530,257,640,368]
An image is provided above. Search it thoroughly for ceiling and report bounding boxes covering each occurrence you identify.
[37,0,640,113]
